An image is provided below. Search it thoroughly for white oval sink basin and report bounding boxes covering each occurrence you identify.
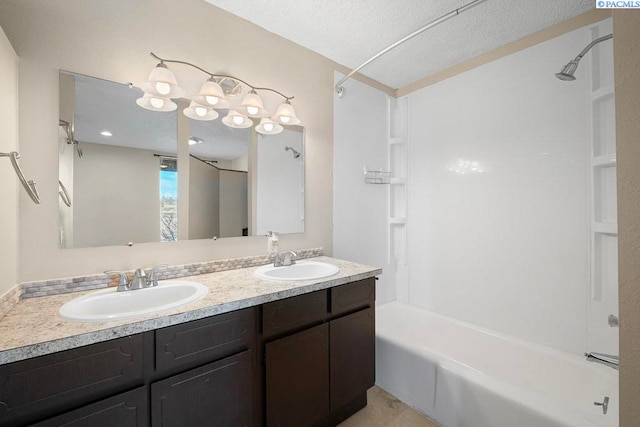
[255,261,339,281]
[59,280,208,322]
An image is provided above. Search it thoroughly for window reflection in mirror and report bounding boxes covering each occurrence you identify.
[159,157,177,242]
[58,70,304,248]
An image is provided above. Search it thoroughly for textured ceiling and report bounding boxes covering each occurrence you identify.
[204,0,594,89]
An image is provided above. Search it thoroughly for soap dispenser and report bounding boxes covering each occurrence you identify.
[267,231,279,254]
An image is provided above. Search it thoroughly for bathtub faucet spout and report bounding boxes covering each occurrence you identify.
[585,352,619,370]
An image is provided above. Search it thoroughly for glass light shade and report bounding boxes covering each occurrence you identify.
[183,101,219,121]
[136,93,177,112]
[273,100,301,125]
[255,118,283,135]
[193,79,230,109]
[237,91,269,118]
[139,64,184,98]
[221,110,253,129]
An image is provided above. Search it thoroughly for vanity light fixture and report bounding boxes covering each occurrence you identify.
[237,89,269,118]
[136,93,177,112]
[222,110,253,129]
[255,118,283,135]
[272,100,301,125]
[193,78,231,109]
[183,100,220,121]
[136,52,300,134]
[139,62,185,99]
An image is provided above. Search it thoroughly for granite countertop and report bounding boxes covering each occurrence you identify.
[0,256,381,365]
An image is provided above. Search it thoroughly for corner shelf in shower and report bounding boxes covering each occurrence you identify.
[591,85,614,102]
[388,217,407,225]
[592,154,616,167]
[586,19,618,356]
[592,222,617,235]
[387,97,408,270]
[389,137,407,145]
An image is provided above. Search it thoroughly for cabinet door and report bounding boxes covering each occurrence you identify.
[265,323,329,427]
[262,290,327,340]
[151,350,253,427]
[155,307,255,375]
[32,387,147,427]
[0,334,147,427]
[330,308,375,412]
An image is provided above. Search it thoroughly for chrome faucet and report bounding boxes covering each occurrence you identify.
[585,352,619,370]
[274,251,297,267]
[105,264,168,292]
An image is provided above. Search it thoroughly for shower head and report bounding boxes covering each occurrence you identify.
[285,146,301,159]
[555,59,579,81]
[555,34,612,82]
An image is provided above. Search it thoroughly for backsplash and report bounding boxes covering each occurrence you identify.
[20,248,324,299]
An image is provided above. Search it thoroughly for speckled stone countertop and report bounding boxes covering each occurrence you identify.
[0,257,381,365]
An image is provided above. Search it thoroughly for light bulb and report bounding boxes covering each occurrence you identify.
[150,97,165,108]
[155,81,171,96]
[263,122,274,132]
[195,106,208,117]
[205,95,219,106]
[247,106,259,116]
[233,115,244,125]
[280,115,291,124]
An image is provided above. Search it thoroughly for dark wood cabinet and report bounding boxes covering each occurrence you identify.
[0,277,376,427]
[0,333,150,427]
[263,278,376,427]
[262,290,327,340]
[155,307,256,375]
[32,387,148,427]
[265,323,330,426]
[151,350,253,427]
[330,308,375,412]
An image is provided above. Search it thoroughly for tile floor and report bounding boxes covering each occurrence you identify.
[338,386,439,427]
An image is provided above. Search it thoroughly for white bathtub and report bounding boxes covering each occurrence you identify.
[375,301,618,427]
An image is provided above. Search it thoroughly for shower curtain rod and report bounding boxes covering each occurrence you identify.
[335,0,488,97]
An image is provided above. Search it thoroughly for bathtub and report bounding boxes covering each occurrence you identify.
[375,301,618,427]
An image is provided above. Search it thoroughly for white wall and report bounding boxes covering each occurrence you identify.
[0,0,336,280]
[406,27,590,354]
[333,73,396,304]
[256,129,304,235]
[74,143,160,247]
[0,26,18,295]
[219,170,248,238]
[189,158,220,240]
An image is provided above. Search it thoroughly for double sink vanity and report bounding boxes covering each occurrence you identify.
[0,255,381,426]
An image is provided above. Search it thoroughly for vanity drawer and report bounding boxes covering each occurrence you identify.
[32,387,148,427]
[0,334,148,427]
[155,307,256,374]
[262,290,327,339]
[329,278,376,317]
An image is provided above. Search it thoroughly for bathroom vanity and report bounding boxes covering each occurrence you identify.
[0,257,379,426]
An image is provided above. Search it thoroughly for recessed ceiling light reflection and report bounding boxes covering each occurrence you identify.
[446,159,484,175]
[188,136,204,146]
[100,130,113,137]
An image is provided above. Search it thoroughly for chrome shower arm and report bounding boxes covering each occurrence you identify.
[574,34,613,61]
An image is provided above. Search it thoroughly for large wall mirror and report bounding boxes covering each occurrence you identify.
[58,71,304,248]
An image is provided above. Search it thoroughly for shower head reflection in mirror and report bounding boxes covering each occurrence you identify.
[285,146,301,159]
[58,70,304,248]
